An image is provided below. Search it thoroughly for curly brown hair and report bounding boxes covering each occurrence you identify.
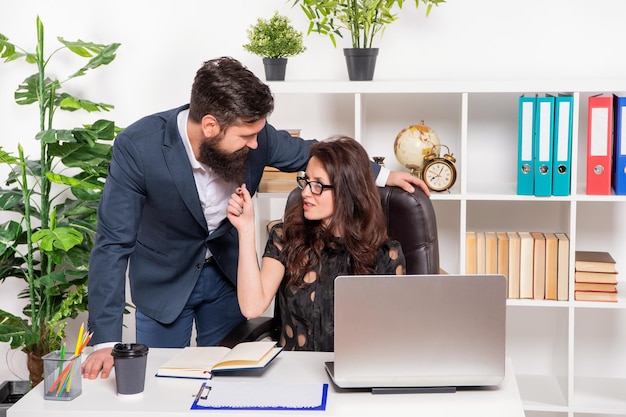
[281,136,388,288]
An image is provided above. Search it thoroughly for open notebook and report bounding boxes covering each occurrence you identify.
[325,274,507,391]
[156,341,282,379]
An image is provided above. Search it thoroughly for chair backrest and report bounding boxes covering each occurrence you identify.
[378,186,440,274]
[285,186,439,274]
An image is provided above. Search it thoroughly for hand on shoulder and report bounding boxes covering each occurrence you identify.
[386,171,431,197]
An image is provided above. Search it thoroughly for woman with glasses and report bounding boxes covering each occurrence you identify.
[227,136,406,351]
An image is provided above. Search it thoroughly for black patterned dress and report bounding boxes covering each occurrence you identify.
[263,223,406,352]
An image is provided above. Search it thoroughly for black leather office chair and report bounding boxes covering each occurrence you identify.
[219,185,439,348]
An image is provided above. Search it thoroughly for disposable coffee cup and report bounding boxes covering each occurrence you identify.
[111,343,149,396]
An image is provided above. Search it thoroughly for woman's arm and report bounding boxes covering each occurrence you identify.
[227,184,284,318]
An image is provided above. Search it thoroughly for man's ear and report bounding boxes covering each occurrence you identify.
[201,115,220,137]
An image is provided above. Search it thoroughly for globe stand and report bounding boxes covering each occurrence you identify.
[406,164,422,178]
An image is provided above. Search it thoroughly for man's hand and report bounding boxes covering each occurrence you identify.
[386,171,431,197]
[81,347,114,380]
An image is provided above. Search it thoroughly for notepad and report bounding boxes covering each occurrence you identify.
[156,341,282,379]
[190,381,328,410]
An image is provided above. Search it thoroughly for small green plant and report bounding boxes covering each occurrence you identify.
[292,0,445,48]
[0,16,120,385]
[243,12,306,58]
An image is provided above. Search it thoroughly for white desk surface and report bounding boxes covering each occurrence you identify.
[9,349,524,417]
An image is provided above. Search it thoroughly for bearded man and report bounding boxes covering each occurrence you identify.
[82,57,427,380]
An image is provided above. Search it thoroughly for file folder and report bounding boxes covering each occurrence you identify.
[534,96,555,196]
[613,95,626,195]
[552,95,574,196]
[586,94,613,195]
[517,95,536,195]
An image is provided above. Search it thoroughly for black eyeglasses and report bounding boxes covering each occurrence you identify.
[296,175,334,195]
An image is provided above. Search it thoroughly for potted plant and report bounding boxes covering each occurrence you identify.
[0,17,120,387]
[292,0,444,80]
[243,11,306,81]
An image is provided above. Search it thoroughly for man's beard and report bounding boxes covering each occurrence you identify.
[198,136,249,185]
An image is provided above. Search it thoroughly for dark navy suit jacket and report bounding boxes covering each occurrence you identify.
[87,105,326,344]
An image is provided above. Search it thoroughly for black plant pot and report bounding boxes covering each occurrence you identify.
[262,58,288,81]
[0,381,29,417]
[343,48,379,81]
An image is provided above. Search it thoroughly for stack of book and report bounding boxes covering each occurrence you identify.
[258,168,299,193]
[574,251,619,302]
[465,231,569,301]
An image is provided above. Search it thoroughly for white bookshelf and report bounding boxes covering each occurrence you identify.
[256,80,626,416]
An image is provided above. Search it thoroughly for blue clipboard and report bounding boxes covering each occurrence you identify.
[190,381,329,411]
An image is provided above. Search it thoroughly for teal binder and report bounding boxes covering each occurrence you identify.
[533,96,555,197]
[552,95,574,196]
[517,95,536,195]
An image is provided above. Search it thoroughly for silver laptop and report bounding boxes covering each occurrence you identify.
[325,274,506,391]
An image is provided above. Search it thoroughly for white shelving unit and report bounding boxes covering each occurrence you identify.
[255,80,626,417]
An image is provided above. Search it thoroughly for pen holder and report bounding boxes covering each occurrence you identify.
[42,350,82,401]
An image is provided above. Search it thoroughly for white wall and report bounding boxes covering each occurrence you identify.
[1,0,625,382]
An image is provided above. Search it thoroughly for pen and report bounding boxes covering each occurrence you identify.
[59,342,66,374]
[66,324,86,394]
[48,362,73,392]
[74,322,84,356]
[78,331,93,353]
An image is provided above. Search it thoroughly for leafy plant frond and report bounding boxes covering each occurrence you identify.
[0,17,121,368]
[58,39,121,79]
[0,221,22,256]
[58,93,114,113]
[0,310,39,349]
[292,0,444,48]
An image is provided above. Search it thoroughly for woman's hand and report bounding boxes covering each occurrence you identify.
[227,183,255,232]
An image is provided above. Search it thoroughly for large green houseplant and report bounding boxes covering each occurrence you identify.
[0,17,120,386]
[292,0,445,80]
[243,12,306,81]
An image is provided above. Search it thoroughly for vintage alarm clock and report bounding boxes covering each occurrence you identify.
[421,144,457,192]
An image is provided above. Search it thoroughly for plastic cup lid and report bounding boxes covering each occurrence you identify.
[111,343,149,358]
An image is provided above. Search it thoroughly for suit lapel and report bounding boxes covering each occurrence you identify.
[162,107,208,230]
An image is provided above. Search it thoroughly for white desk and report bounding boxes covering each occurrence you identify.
[9,349,524,417]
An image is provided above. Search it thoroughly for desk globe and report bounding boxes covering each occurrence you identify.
[393,121,440,175]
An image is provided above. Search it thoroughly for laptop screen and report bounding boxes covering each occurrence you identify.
[329,274,506,389]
